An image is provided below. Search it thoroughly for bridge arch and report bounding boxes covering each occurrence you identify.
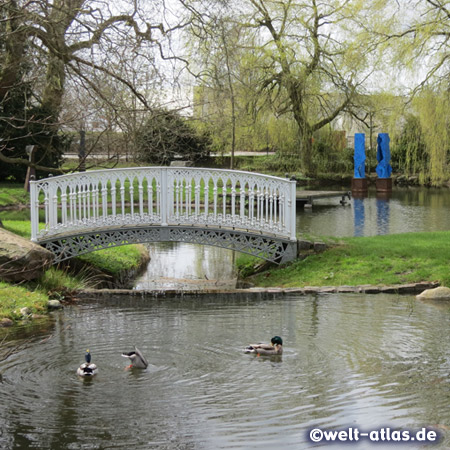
[30,167,297,264]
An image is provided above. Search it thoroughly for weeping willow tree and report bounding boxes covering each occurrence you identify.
[187,0,389,175]
[413,89,449,185]
[381,1,450,185]
[392,114,427,177]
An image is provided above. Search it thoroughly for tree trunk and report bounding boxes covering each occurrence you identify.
[291,93,314,174]
[299,125,314,175]
[41,55,66,120]
[41,0,83,123]
[0,1,26,102]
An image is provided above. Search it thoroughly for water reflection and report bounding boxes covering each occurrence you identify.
[353,197,365,237]
[134,242,237,290]
[297,187,450,237]
[0,294,449,449]
[376,195,390,235]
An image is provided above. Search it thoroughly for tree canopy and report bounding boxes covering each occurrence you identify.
[0,0,182,179]
[187,0,387,173]
[135,109,211,165]
[0,0,448,184]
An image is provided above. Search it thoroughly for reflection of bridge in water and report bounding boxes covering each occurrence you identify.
[30,167,297,264]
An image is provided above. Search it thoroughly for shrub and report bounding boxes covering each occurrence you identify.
[135,109,211,165]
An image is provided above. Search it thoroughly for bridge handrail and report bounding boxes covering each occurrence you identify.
[30,167,297,242]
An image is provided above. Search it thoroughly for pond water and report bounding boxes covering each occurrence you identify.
[297,187,450,237]
[134,242,237,291]
[1,293,449,449]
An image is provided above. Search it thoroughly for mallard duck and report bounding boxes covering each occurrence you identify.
[122,346,148,369]
[77,349,98,377]
[244,336,283,356]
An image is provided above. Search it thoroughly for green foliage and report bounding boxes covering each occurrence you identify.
[392,114,428,176]
[413,89,450,185]
[235,253,261,278]
[263,115,300,154]
[135,109,211,165]
[312,127,353,174]
[389,89,449,185]
[2,220,31,238]
[238,153,301,175]
[35,267,88,300]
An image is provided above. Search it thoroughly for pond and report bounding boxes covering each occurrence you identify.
[0,293,449,449]
[297,186,450,237]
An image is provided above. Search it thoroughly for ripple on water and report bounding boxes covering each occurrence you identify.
[0,293,449,449]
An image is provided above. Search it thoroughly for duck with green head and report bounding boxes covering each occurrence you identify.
[77,349,98,377]
[244,336,283,356]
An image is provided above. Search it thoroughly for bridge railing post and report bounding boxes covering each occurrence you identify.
[161,168,168,226]
[289,180,297,240]
[30,178,38,241]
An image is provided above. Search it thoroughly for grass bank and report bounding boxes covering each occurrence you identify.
[0,282,49,322]
[238,231,450,288]
[0,219,148,323]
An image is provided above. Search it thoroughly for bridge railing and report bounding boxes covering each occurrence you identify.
[30,167,297,242]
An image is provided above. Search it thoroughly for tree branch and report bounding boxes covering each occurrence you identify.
[0,150,65,174]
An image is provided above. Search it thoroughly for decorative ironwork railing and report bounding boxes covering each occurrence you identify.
[30,167,297,243]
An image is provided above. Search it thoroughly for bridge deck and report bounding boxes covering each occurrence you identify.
[296,190,351,208]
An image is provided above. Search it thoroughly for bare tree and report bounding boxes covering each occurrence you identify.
[0,0,188,177]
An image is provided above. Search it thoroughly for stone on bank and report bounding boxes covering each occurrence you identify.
[0,228,54,282]
[416,286,450,301]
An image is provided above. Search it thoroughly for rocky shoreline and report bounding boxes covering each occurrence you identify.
[75,281,440,299]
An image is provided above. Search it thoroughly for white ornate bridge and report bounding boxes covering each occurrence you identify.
[30,167,297,264]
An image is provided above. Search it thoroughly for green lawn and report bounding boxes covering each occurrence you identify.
[241,231,450,288]
[0,183,29,207]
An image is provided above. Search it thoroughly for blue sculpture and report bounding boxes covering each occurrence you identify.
[353,133,366,178]
[376,133,392,178]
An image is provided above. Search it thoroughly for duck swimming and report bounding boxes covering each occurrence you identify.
[244,336,283,356]
[77,349,98,377]
[122,347,148,369]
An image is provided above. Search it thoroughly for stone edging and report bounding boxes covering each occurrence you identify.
[75,281,439,299]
